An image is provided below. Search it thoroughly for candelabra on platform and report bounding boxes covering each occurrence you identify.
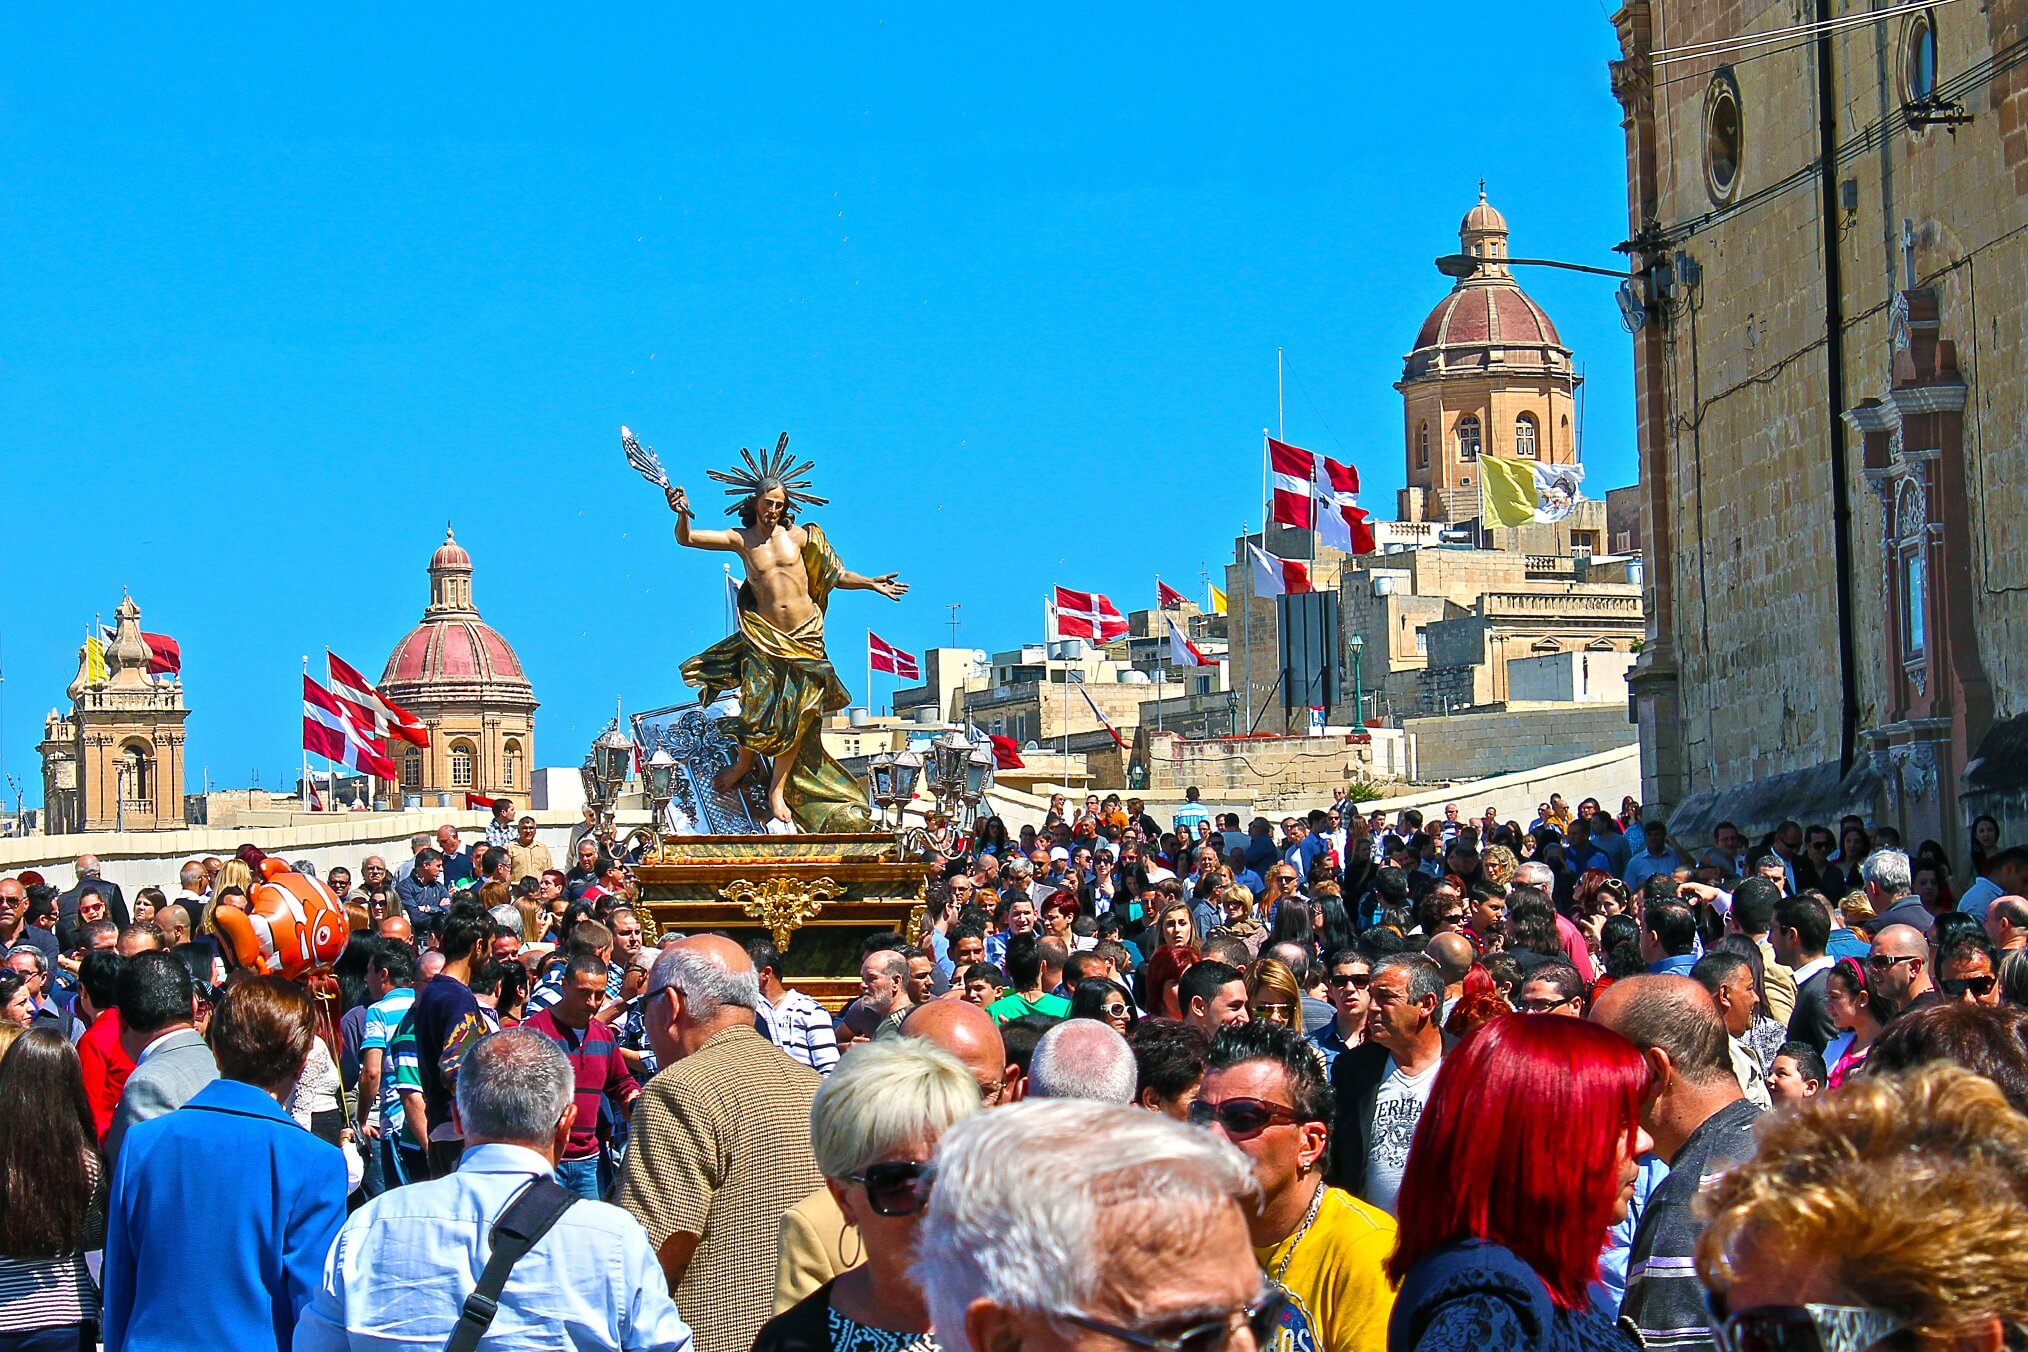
[867,731,994,858]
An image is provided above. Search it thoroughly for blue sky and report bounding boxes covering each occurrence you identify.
[0,4,1632,803]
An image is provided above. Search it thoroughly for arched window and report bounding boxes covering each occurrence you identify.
[120,741,152,800]
[503,738,522,788]
[402,747,422,788]
[1455,415,1481,461]
[450,740,475,788]
[1515,413,1538,459]
[1416,421,1430,469]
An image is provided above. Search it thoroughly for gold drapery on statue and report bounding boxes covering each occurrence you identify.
[680,523,874,834]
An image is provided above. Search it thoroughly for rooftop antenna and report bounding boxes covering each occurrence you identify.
[946,604,962,646]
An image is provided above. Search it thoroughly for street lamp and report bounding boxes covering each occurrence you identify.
[1436,245,1695,336]
[1435,253,1627,280]
[1348,632,1365,728]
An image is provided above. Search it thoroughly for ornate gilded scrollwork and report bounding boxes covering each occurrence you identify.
[719,875,846,951]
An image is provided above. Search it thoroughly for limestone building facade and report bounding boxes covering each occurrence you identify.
[39,594,189,833]
[1611,0,2028,847]
[379,530,539,802]
[1221,192,1640,738]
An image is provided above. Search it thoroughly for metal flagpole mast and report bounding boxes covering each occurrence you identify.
[301,655,312,811]
[866,632,874,719]
[1239,524,1251,738]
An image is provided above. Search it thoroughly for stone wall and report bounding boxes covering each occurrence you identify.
[1616,0,2028,843]
[1401,703,1638,782]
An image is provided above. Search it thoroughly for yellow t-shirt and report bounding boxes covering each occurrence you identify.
[1252,1186,1398,1352]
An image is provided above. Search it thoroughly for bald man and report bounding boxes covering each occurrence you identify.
[773,995,1015,1313]
[1424,931,1476,1016]
[1592,975,1762,1351]
[154,904,192,950]
[375,914,414,943]
[1869,922,1935,1015]
[619,935,822,1352]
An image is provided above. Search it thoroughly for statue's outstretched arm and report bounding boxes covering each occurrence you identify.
[839,568,908,601]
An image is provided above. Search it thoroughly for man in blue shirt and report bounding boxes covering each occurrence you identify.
[1641,901,1702,976]
[395,849,452,924]
[1172,786,1210,836]
[1623,822,1689,892]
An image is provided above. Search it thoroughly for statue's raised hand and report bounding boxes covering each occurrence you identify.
[870,573,908,600]
[666,485,692,517]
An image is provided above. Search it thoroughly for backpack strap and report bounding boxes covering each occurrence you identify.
[444,1176,579,1352]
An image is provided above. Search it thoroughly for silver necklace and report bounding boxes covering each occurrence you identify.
[1271,1178,1328,1286]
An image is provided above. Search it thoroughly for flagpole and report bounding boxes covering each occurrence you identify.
[866,631,874,720]
[1239,526,1252,739]
[301,656,313,812]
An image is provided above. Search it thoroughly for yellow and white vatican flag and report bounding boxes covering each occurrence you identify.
[1481,457,1585,528]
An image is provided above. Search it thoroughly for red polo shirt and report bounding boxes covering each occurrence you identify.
[522,1008,639,1161]
[78,1007,135,1141]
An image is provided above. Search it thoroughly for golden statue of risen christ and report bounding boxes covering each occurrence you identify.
[660,433,906,831]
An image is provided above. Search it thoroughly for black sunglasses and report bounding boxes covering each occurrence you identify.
[1187,1096,1301,1140]
[1940,974,1997,999]
[846,1160,932,1217]
[1056,1289,1289,1352]
[1707,1295,1904,1352]
[1327,972,1373,989]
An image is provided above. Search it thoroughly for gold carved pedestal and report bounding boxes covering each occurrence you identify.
[633,833,933,1009]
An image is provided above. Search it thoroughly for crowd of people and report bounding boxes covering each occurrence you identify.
[2,788,2027,1352]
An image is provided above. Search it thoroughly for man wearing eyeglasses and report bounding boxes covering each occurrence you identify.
[1514,961,1586,1017]
[1867,924,1935,1014]
[921,1100,1274,1352]
[1309,954,1373,1072]
[1934,933,2001,1006]
[1197,1021,1395,1352]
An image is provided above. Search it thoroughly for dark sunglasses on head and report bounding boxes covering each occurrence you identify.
[1707,1297,1904,1352]
[1187,1096,1301,1140]
[846,1160,932,1216]
[1941,974,1997,999]
[1056,1288,1289,1352]
[1327,972,1372,989]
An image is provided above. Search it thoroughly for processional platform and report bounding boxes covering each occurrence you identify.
[623,702,933,1009]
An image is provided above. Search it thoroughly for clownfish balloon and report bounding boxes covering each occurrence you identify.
[213,858,348,981]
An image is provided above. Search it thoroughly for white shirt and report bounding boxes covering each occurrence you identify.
[1364,1059,1438,1216]
[295,1143,692,1352]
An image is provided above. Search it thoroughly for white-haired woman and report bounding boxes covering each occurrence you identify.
[754,1037,981,1352]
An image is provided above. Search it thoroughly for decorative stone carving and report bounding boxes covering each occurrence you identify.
[718,875,846,951]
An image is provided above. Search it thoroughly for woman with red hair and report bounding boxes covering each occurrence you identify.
[1386,1013,1651,1351]
[1137,944,1200,1021]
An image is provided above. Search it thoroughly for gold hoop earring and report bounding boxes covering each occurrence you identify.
[838,1223,863,1269]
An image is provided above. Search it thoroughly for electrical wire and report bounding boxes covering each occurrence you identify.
[1652,0,1952,66]
[1647,29,2028,247]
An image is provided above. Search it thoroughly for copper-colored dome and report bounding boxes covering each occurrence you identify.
[1412,285,1564,352]
[382,618,528,686]
[1401,189,1573,384]
[380,530,536,708]
[430,528,472,571]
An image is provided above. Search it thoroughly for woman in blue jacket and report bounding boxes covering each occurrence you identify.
[103,976,347,1352]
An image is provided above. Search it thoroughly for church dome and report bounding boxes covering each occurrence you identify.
[430,529,472,572]
[380,529,536,709]
[1402,188,1574,384]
